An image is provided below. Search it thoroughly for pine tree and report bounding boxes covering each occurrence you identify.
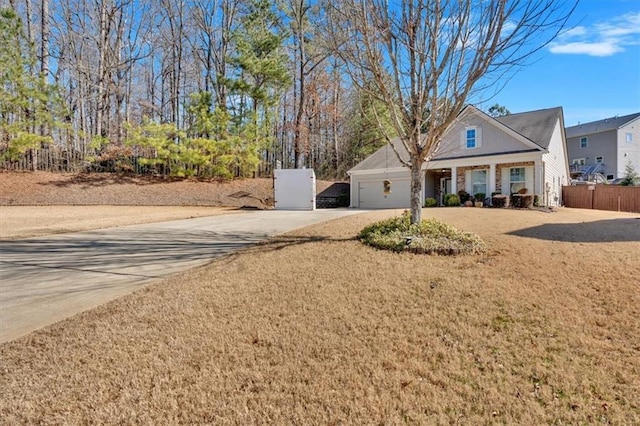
[0,8,61,164]
[619,161,639,186]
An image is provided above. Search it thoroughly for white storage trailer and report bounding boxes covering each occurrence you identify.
[274,169,316,210]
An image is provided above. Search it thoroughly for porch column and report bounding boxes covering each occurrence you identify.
[450,166,457,195]
[489,163,496,205]
[534,160,543,196]
[489,163,496,194]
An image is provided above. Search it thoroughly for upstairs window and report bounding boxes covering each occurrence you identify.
[580,137,588,148]
[595,156,603,163]
[466,128,477,149]
[627,133,633,143]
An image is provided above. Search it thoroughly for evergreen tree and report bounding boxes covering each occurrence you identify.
[229,0,290,146]
[487,103,511,117]
[0,8,60,163]
[619,161,639,186]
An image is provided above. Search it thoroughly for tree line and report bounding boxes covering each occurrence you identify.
[1,0,389,179]
[2,0,575,222]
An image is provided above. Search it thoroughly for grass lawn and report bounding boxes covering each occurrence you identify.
[1,208,639,423]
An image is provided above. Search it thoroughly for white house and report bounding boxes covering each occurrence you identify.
[348,105,570,208]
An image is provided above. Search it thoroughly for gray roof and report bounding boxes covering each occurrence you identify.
[495,107,563,149]
[565,112,640,139]
[348,139,408,172]
[349,106,563,172]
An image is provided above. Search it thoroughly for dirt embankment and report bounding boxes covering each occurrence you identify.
[0,172,337,239]
[0,171,280,207]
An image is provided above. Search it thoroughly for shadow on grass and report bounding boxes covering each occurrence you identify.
[38,173,228,188]
[507,218,640,242]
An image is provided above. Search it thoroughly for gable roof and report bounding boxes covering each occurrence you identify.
[565,112,640,139]
[348,106,563,173]
[348,139,408,172]
[495,107,563,150]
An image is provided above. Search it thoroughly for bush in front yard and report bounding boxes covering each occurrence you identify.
[424,197,438,207]
[444,193,460,206]
[359,211,487,255]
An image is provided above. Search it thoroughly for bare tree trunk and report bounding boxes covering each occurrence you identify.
[96,0,108,139]
[40,0,50,78]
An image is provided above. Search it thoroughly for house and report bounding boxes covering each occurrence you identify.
[347,105,569,208]
[565,112,640,181]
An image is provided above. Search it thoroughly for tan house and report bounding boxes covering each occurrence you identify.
[348,105,570,208]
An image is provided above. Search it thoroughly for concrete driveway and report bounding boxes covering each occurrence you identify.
[0,209,365,343]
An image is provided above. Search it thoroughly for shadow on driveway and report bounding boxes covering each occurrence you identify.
[507,218,640,243]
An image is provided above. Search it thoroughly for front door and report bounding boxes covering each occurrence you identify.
[440,177,452,205]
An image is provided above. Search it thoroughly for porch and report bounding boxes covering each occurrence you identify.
[425,161,538,206]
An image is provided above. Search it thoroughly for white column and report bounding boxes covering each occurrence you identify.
[489,163,496,195]
[451,166,457,195]
[534,160,543,196]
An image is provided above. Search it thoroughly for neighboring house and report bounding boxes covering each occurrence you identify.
[565,112,640,181]
[348,105,570,208]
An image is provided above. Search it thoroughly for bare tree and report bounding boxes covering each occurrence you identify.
[328,0,576,223]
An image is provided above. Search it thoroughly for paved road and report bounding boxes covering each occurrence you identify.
[0,209,365,343]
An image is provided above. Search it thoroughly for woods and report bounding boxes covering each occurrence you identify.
[1,0,574,188]
[1,0,384,178]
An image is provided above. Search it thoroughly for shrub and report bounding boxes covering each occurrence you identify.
[424,197,438,208]
[457,190,471,204]
[359,211,487,255]
[444,193,460,207]
[533,194,540,207]
[492,194,508,208]
[474,192,486,202]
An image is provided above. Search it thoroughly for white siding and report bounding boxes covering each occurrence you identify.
[617,118,640,179]
[541,119,569,206]
[437,114,531,160]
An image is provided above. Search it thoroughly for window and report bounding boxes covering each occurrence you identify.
[466,128,476,148]
[580,137,588,148]
[595,156,603,163]
[509,167,526,194]
[627,133,633,143]
[572,158,586,165]
[471,169,487,196]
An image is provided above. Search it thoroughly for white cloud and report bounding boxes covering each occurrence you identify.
[549,11,640,57]
[549,41,623,57]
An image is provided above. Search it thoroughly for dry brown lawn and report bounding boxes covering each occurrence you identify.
[1,206,639,424]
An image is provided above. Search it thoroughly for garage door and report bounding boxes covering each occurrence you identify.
[357,179,411,208]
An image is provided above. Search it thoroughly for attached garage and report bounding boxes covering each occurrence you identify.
[350,170,416,209]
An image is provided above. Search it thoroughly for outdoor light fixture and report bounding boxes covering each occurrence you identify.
[383,179,391,194]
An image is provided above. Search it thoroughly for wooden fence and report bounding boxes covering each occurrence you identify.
[562,185,640,213]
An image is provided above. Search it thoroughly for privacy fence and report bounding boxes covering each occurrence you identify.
[562,185,640,213]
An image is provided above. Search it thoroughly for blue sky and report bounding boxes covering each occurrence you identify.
[476,0,640,126]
